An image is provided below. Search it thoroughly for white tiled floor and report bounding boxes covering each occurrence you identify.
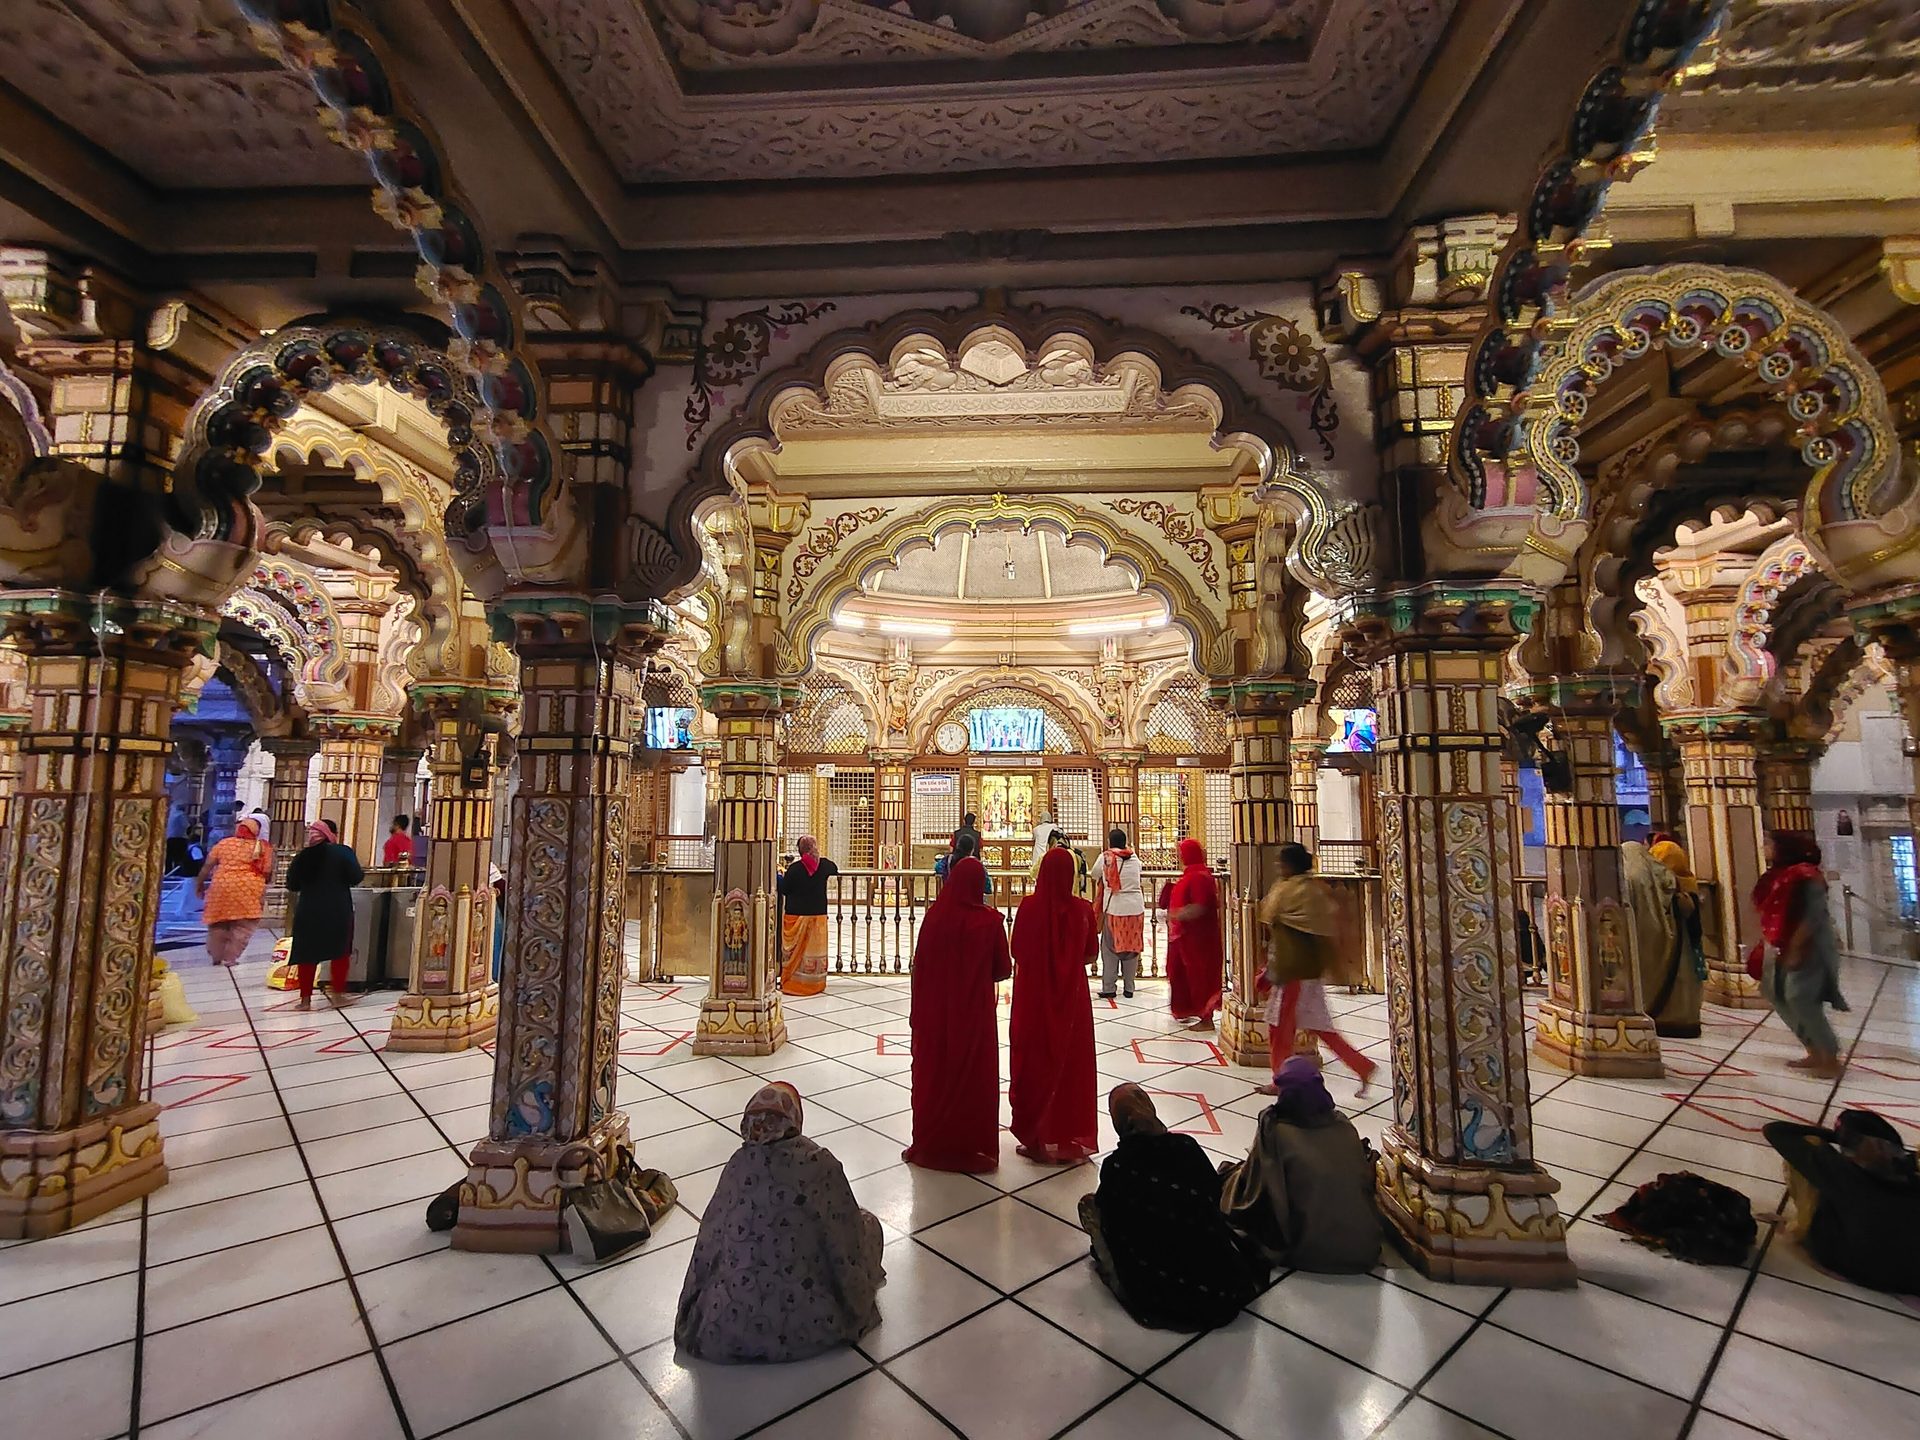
[4,939,1920,1439]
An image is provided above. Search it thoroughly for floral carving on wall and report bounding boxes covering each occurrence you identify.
[1105,498,1220,591]
[685,300,838,449]
[787,506,895,601]
[1181,303,1339,460]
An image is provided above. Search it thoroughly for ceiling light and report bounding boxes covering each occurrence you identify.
[877,618,952,637]
[1067,613,1166,636]
[833,613,866,631]
[1004,561,1017,580]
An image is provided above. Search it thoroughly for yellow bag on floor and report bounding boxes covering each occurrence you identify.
[157,969,198,1026]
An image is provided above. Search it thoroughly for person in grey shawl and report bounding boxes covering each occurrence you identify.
[1219,1056,1382,1272]
[675,1083,885,1362]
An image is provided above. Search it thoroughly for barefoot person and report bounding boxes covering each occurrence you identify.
[777,835,838,997]
[1165,838,1223,1031]
[904,855,1011,1173]
[197,814,274,968]
[1755,830,1849,1078]
[284,819,363,1011]
[1093,829,1145,1000]
[1257,844,1376,1095]
[1010,846,1099,1164]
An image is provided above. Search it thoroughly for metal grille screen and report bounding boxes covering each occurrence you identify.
[1137,768,1190,868]
[1050,769,1101,849]
[827,769,876,868]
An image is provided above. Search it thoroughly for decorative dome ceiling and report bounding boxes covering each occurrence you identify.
[868,523,1138,603]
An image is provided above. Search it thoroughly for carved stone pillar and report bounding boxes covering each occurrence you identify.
[1848,584,1920,848]
[312,722,392,863]
[0,595,216,1238]
[872,750,910,871]
[692,683,791,1057]
[204,729,251,842]
[454,604,653,1253]
[1103,749,1143,844]
[1342,583,1572,1287]
[1664,713,1769,1008]
[260,737,318,923]
[380,745,426,841]
[388,688,511,1053]
[1209,680,1310,1069]
[1529,683,1662,1078]
[171,739,209,838]
[1757,740,1819,836]
[1289,736,1326,858]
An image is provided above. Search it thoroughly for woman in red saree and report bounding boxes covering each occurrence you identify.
[1010,846,1099,1164]
[1165,838,1223,1030]
[905,855,1012,1173]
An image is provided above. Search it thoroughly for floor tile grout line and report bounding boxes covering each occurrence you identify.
[1376,993,1785,1435]
[214,966,420,1440]
[1676,960,1902,1440]
[408,1358,631,1440]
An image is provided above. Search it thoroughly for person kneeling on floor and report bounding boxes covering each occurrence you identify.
[1765,1108,1920,1295]
[675,1083,886,1362]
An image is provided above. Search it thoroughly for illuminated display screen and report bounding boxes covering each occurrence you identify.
[1326,707,1377,754]
[967,707,1045,753]
[643,706,695,750]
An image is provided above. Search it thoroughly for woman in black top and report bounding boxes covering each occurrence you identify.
[777,836,838,996]
[285,819,364,1010]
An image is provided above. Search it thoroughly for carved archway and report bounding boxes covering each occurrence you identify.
[178,316,491,540]
[780,496,1235,680]
[1727,535,1825,691]
[219,555,351,709]
[214,639,292,739]
[1512,265,1916,591]
[909,668,1103,756]
[668,304,1370,602]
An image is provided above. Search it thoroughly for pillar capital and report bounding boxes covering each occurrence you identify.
[1847,581,1920,661]
[411,680,520,728]
[1660,708,1770,745]
[1338,581,1542,658]
[0,592,217,667]
[488,594,671,665]
[699,679,799,719]
[308,713,403,743]
[1206,677,1314,717]
[1517,671,1641,718]
[260,735,320,762]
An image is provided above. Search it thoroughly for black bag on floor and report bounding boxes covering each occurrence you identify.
[425,1182,461,1233]
[1598,1170,1757,1265]
[559,1144,679,1263]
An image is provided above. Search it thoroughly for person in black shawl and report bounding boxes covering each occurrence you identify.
[285,819,364,1010]
[1765,1109,1920,1294]
[1078,1084,1263,1331]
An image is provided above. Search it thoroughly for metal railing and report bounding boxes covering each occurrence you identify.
[626,862,1388,993]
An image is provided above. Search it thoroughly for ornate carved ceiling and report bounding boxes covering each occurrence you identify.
[0,1,367,189]
[511,0,1460,181]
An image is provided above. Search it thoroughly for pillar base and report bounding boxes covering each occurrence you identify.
[1375,1128,1575,1289]
[1219,990,1269,1070]
[0,1102,168,1240]
[1705,968,1767,1009]
[1532,1002,1664,1078]
[385,986,500,1054]
[451,1117,629,1254]
[692,996,789,1056]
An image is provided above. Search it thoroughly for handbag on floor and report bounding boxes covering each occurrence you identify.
[560,1144,679,1263]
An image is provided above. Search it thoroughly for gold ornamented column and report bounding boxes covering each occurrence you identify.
[1289,734,1326,857]
[0,644,25,852]
[1849,584,1920,843]
[0,595,217,1238]
[873,750,910,872]
[380,745,425,839]
[693,682,792,1057]
[312,720,393,863]
[260,736,318,922]
[1663,712,1768,1008]
[1529,682,1662,1078]
[1209,680,1311,1069]
[1103,749,1143,845]
[453,600,658,1253]
[388,686,513,1053]
[203,729,251,841]
[1757,740,1819,836]
[1342,583,1573,1287]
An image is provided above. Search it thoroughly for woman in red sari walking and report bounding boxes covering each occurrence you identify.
[1165,838,1223,1030]
[904,856,1012,1173]
[1010,846,1099,1164]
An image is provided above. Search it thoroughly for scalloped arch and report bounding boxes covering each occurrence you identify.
[667,302,1334,599]
[1728,535,1824,688]
[1517,265,1913,590]
[780,497,1229,680]
[909,668,1103,757]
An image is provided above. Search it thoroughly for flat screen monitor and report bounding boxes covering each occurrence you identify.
[967,706,1044,753]
[643,706,695,750]
[1326,706,1377,754]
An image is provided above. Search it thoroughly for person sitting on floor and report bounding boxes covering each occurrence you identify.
[675,1082,886,1363]
[1078,1084,1263,1332]
[1219,1056,1382,1273]
[1764,1108,1920,1295]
